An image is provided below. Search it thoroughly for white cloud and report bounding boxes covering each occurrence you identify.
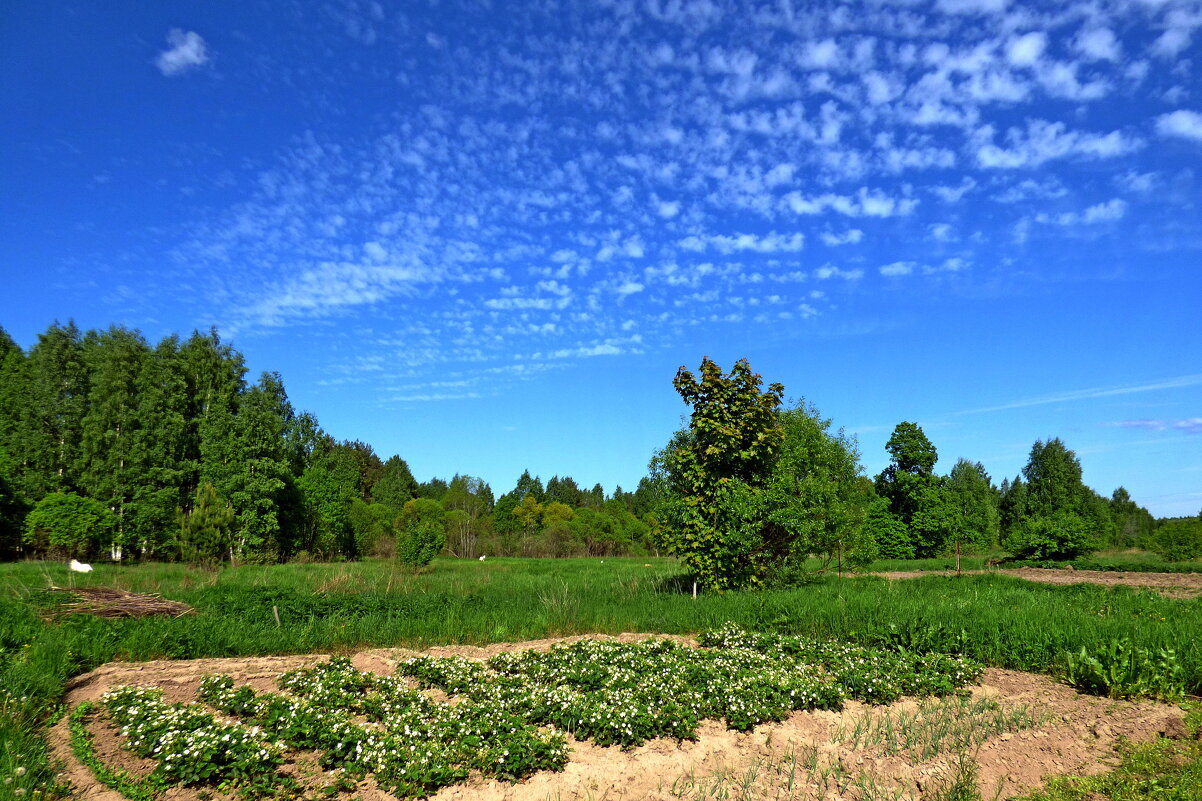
[243,262,428,325]
[975,120,1141,168]
[785,188,917,217]
[615,280,644,296]
[1152,10,1198,59]
[155,29,210,76]
[938,0,1009,14]
[932,178,976,203]
[657,200,681,218]
[960,374,1202,415]
[820,229,864,246]
[879,261,914,276]
[1006,32,1047,67]
[1156,110,1202,142]
[679,231,805,254]
[549,343,624,358]
[1111,418,1202,434]
[1074,27,1121,62]
[815,265,864,280]
[1035,198,1128,226]
[799,39,840,70]
[929,223,956,242]
[1036,61,1111,101]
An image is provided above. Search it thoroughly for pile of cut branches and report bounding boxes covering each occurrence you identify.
[44,586,196,619]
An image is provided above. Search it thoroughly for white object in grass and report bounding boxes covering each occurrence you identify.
[69,559,93,573]
[479,555,486,561]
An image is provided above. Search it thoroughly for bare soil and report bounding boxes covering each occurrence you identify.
[878,567,1202,599]
[50,635,1189,801]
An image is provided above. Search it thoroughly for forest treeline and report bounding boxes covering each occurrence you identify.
[0,324,1195,568]
[0,323,657,564]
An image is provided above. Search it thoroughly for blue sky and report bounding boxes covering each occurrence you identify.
[3,0,1200,516]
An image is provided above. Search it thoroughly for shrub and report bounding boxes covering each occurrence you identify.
[1003,512,1097,561]
[399,519,445,568]
[1152,519,1202,562]
[23,492,116,558]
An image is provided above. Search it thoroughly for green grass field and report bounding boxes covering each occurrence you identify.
[2,556,1200,800]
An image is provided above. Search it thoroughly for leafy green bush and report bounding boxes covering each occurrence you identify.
[1152,519,1202,562]
[1003,512,1098,561]
[23,491,116,558]
[399,519,446,567]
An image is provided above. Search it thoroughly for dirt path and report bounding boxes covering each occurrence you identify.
[877,567,1202,598]
[51,635,1190,801]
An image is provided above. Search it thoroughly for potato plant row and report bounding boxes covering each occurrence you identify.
[98,626,983,799]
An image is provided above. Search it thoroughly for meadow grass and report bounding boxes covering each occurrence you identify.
[2,556,1201,800]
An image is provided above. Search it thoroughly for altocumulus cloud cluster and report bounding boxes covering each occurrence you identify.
[138,0,1202,404]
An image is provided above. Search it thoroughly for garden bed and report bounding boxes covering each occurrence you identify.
[48,630,1188,801]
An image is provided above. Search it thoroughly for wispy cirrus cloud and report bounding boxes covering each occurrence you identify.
[957,374,1202,415]
[1106,418,1202,434]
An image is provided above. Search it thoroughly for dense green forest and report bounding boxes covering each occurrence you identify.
[0,324,1195,569]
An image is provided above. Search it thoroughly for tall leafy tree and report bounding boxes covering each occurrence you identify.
[998,476,1027,537]
[179,328,247,501]
[201,372,294,561]
[130,336,194,556]
[416,477,449,500]
[340,440,384,500]
[24,321,89,497]
[494,470,544,534]
[24,491,116,559]
[373,455,418,511]
[943,459,1000,553]
[655,357,786,590]
[1004,438,1108,559]
[1109,487,1155,548]
[545,475,584,508]
[757,401,873,571]
[296,449,358,558]
[176,481,236,566]
[78,326,150,558]
[0,446,24,558]
[0,328,28,459]
[874,422,950,558]
[442,474,492,558]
